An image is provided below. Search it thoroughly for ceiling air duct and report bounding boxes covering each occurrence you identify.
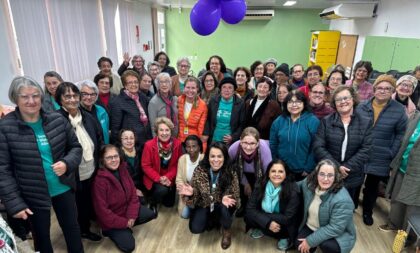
[320,3,377,20]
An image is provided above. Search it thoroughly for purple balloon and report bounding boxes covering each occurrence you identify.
[190,0,221,36]
[220,0,247,24]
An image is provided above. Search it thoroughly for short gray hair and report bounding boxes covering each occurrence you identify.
[155,72,172,90]
[76,80,99,102]
[131,55,145,65]
[9,76,44,104]
[177,57,191,68]
[148,61,161,71]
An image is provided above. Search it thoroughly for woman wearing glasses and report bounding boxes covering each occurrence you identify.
[269,90,319,181]
[0,76,84,252]
[313,86,372,207]
[392,75,417,117]
[172,57,192,96]
[228,127,272,216]
[109,70,152,147]
[296,159,356,253]
[92,144,155,253]
[345,60,374,101]
[56,82,104,242]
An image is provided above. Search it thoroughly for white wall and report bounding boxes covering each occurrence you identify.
[329,0,420,64]
[0,2,17,105]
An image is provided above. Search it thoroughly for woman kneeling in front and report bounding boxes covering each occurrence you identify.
[245,160,300,251]
[297,159,356,253]
[92,144,156,253]
[177,142,240,249]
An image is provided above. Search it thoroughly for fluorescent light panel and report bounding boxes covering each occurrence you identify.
[283,1,297,6]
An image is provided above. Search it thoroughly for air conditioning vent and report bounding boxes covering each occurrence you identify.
[320,3,377,20]
[244,10,275,20]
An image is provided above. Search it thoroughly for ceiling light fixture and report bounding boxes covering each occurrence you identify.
[283,1,297,6]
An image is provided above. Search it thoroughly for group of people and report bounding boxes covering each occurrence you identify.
[1,52,420,253]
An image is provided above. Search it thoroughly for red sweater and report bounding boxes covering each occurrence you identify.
[141,137,183,190]
[92,163,139,231]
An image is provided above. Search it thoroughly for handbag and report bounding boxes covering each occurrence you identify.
[392,230,408,253]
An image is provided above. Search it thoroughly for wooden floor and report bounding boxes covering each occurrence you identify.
[43,197,416,253]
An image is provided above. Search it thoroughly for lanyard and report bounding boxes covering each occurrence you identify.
[210,169,220,192]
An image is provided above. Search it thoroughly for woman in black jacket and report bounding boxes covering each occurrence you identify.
[245,160,300,251]
[109,70,152,148]
[56,82,104,242]
[0,76,83,253]
[313,86,372,207]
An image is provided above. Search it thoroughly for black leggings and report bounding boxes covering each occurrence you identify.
[149,183,176,207]
[362,174,388,216]
[296,225,340,253]
[189,203,235,234]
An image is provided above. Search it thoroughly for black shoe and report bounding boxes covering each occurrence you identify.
[363,214,373,226]
[81,231,102,242]
[149,204,158,218]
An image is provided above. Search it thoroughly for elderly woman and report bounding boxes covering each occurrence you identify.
[245,160,300,251]
[92,144,155,253]
[177,77,208,144]
[155,51,177,77]
[0,76,83,252]
[228,127,272,216]
[55,82,103,242]
[42,71,64,111]
[299,65,323,98]
[275,84,292,112]
[97,57,123,96]
[345,60,374,101]
[357,74,408,226]
[204,77,245,145]
[118,53,147,77]
[308,82,335,120]
[200,71,219,104]
[139,73,155,99]
[325,69,347,103]
[148,73,178,136]
[172,57,191,96]
[141,117,182,214]
[109,70,152,147]
[234,67,254,101]
[271,64,292,100]
[177,142,240,249]
[313,86,372,206]
[297,159,356,253]
[77,79,110,144]
[94,72,115,112]
[270,90,320,181]
[245,77,282,139]
[148,61,161,94]
[392,75,418,117]
[205,55,228,82]
[379,111,420,248]
[176,135,204,218]
[249,61,265,90]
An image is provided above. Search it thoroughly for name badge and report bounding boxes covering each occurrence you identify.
[184,127,189,135]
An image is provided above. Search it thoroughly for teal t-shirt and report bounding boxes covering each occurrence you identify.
[213,97,233,142]
[179,81,185,94]
[400,120,420,173]
[51,96,61,110]
[27,118,70,197]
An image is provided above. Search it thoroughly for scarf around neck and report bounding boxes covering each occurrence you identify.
[122,147,136,158]
[158,91,178,126]
[236,144,263,185]
[124,89,148,125]
[69,111,94,161]
[262,181,281,213]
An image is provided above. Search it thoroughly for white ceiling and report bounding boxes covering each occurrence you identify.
[138,0,379,9]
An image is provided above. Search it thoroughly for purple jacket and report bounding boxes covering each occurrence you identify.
[346,80,373,101]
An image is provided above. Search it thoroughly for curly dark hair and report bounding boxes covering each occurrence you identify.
[282,89,311,117]
[205,55,227,73]
[256,160,294,203]
[154,51,171,67]
[352,60,373,80]
[54,82,80,106]
[199,142,235,193]
[250,60,264,77]
[97,57,113,68]
[326,69,347,86]
[306,159,343,194]
[233,67,252,84]
[183,134,203,153]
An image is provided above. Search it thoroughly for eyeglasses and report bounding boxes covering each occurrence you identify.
[330,77,342,82]
[307,72,320,78]
[375,86,393,93]
[104,154,119,161]
[81,92,97,97]
[159,80,170,84]
[400,82,414,89]
[287,100,303,105]
[63,94,79,101]
[311,91,325,95]
[126,81,139,85]
[18,93,41,102]
[318,172,334,179]
[121,137,135,141]
[334,96,352,103]
[179,64,190,68]
[240,142,257,147]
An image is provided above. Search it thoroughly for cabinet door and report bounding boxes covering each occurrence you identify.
[336,34,358,71]
[391,38,420,71]
[362,36,396,71]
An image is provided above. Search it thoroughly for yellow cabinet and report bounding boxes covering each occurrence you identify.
[308,31,341,75]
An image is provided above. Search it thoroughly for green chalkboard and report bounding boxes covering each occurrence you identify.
[362,36,420,72]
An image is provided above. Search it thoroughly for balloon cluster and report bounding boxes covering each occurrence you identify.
[190,0,247,36]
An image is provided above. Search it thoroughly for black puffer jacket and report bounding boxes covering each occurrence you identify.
[313,111,372,188]
[204,95,245,144]
[0,109,82,215]
[109,89,152,148]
